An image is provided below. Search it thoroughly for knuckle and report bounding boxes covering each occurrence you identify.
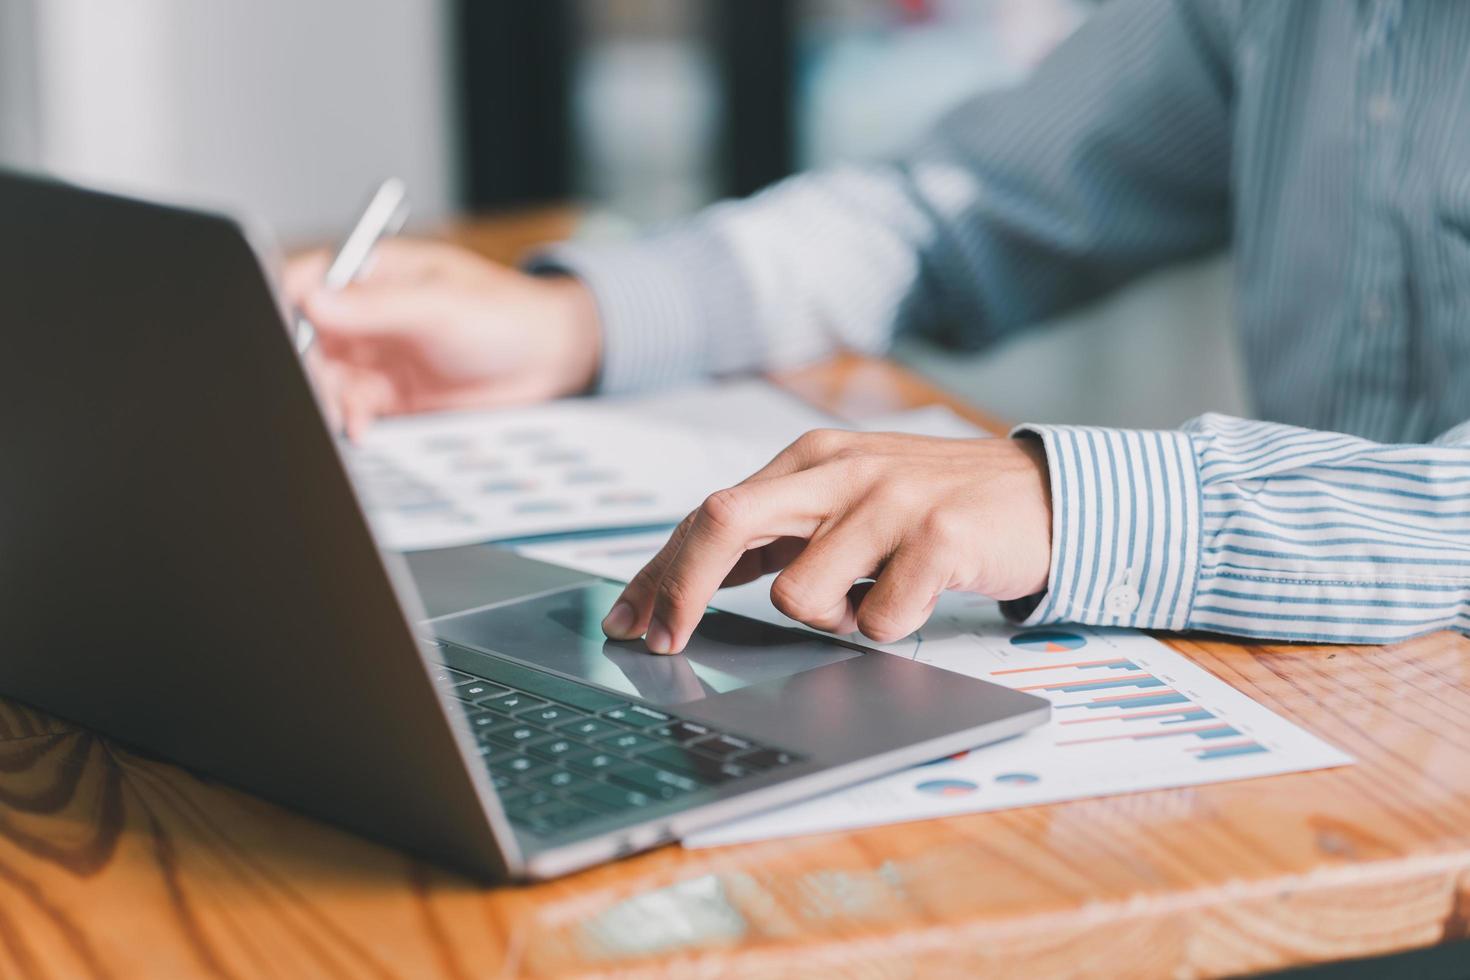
[657,573,700,612]
[796,427,846,457]
[699,487,748,534]
[918,508,968,545]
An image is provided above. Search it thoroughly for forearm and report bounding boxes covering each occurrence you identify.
[533,0,1236,394]
[1006,415,1470,644]
[529,165,926,392]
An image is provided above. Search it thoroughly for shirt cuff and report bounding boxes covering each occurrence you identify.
[526,226,763,395]
[1000,424,1202,631]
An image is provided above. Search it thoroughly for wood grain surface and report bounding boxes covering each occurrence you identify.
[2,214,1466,979]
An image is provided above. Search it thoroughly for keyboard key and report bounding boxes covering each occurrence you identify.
[473,741,513,763]
[552,716,619,739]
[453,679,509,703]
[493,755,551,780]
[471,708,514,730]
[520,804,598,832]
[482,722,552,748]
[513,703,582,727]
[592,730,657,754]
[606,763,700,800]
[634,746,747,784]
[463,712,502,733]
[498,787,556,810]
[431,665,472,686]
[561,749,623,776]
[483,692,548,715]
[734,747,798,770]
[524,737,580,762]
[601,704,672,728]
[691,734,755,758]
[526,769,579,793]
[572,782,652,813]
[436,651,629,713]
[651,720,713,743]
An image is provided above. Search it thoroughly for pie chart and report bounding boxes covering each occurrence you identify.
[1010,630,1087,653]
[994,772,1041,786]
[916,778,979,797]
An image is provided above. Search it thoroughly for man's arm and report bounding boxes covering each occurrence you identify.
[603,416,1470,656]
[535,0,1237,393]
[1007,416,1470,643]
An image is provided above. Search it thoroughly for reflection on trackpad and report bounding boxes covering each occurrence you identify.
[430,581,862,706]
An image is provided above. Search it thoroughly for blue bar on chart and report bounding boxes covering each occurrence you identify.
[1196,742,1269,761]
[1160,710,1215,724]
[1059,722,1244,747]
[1133,724,1241,741]
[1035,676,1167,695]
[1063,692,1192,711]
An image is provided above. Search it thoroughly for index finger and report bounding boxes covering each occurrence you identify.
[646,469,835,654]
[602,438,840,646]
[600,513,697,643]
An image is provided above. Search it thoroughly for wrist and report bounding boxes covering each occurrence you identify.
[1010,436,1054,596]
[542,276,602,396]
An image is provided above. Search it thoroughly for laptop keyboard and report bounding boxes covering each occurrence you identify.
[430,660,801,837]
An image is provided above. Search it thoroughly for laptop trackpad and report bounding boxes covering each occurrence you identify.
[429,581,862,707]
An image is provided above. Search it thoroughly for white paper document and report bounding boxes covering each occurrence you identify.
[514,532,1353,849]
[345,381,834,551]
[347,381,986,551]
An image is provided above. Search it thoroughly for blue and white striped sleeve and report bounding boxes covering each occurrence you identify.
[1003,415,1470,644]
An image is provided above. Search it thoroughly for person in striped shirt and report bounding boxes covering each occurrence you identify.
[287,0,1470,650]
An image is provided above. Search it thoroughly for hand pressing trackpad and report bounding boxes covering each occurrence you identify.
[429,581,862,706]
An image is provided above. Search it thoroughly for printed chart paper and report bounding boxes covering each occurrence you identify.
[346,382,986,551]
[344,381,834,551]
[514,533,1354,849]
[346,406,738,551]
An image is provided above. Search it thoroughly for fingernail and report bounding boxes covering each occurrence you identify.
[602,601,635,638]
[645,619,673,655]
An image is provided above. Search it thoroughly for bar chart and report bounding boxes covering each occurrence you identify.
[687,594,1350,847]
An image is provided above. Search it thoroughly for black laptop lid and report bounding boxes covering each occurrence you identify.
[0,171,515,878]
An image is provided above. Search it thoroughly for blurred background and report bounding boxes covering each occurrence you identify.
[0,0,1246,427]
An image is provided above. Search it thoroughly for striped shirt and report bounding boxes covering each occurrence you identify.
[536,0,1470,645]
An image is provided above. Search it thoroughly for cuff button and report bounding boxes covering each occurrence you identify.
[1104,584,1140,616]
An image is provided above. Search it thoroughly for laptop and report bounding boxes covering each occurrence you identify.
[0,171,1049,881]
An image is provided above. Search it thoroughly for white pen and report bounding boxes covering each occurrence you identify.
[294,177,410,355]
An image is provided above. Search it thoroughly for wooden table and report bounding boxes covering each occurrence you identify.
[6,214,1470,979]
